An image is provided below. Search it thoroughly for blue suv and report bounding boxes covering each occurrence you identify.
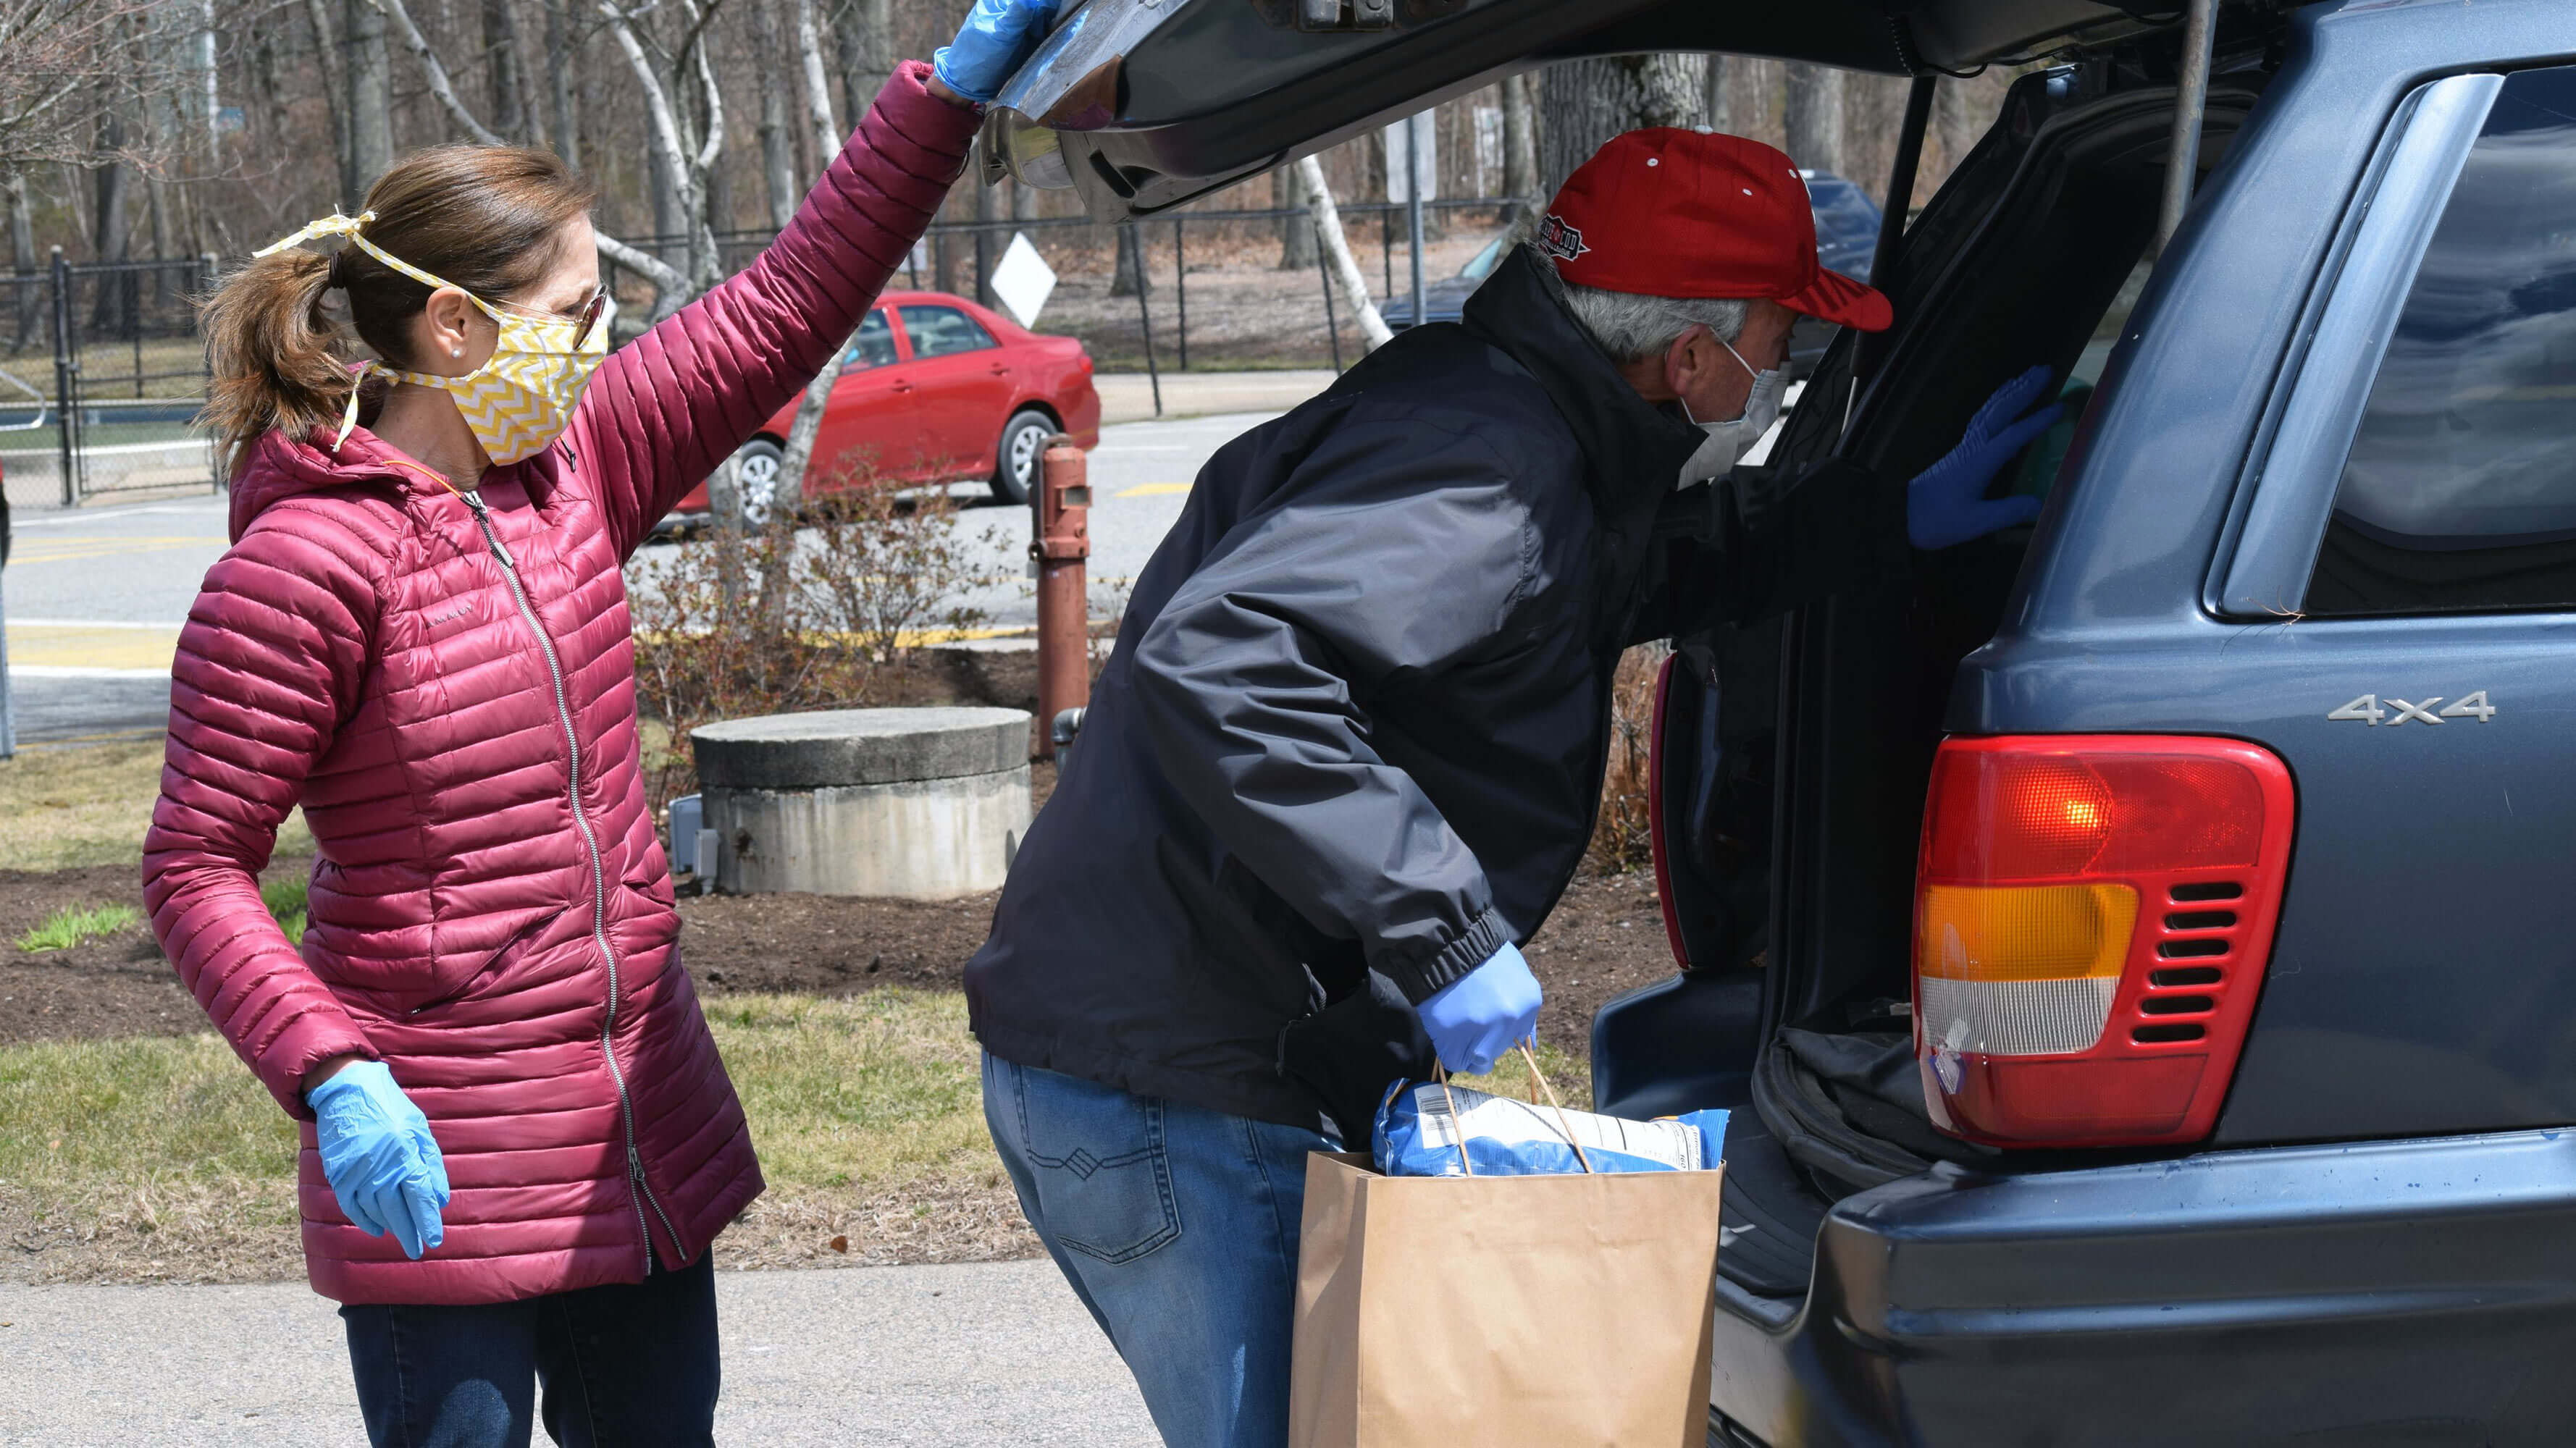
[991,0,2576,1439]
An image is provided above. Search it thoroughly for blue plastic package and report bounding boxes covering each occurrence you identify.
[1372,1079,1728,1179]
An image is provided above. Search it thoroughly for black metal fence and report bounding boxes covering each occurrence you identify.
[0,251,221,510]
[605,196,1527,395]
[0,195,1521,511]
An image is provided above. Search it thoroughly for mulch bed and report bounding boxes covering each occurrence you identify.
[0,840,1676,1056]
[1,639,1679,1053]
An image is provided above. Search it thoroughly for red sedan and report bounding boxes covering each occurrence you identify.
[669,290,1100,520]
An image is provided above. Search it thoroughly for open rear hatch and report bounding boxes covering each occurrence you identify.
[983,0,2300,1316]
[983,0,2213,219]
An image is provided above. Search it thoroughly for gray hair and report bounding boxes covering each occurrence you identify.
[1524,243,1749,363]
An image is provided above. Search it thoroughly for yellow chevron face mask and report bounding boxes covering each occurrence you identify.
[256,211,613,465]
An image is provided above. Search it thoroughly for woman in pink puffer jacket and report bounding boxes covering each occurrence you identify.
[144,59,979,1447]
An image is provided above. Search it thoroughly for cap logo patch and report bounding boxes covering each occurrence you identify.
[1535,213,1590,262]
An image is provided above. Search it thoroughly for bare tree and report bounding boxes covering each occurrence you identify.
[482,0,535,145]
[541,0,580,168]
[1299,154,1388,351]
[833,0,890,136]
[1112,223,1148,299]
[1274,159,1314,270]
[343,0,394,201]
[1784,63,1845,177]
[750,0,797,230]
[0,0,156,171]
[768,0,848,526]
[1538,55,1706,198]
[1708,55,1786,151]
[1501,70,1539,218]
[364,0,694,300]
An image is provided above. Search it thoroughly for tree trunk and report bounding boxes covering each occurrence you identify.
[303,0,353,203]
[1298,155,1389,350]
[838,0,892,134]
[1784,63,1845,177]
[92,114,133,333]
[1837,75,1912,199]
[482,0,529,143]
[344,0,395,199]
[973,152,999,309]
[1111,222,1149,299]
[1501,71,1540,217]
[752,0,798,230]
[1010,176,1036,224]
[1537,54,1706,200]
[1275,161,1316,270]
[6,170,37,354]
[542,0,579,168]
[1710,56,1787,152]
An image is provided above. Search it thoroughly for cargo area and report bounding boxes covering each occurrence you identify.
[1611,54,2282,1304]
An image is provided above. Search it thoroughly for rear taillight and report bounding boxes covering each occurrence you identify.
[1913,735,2296,1148]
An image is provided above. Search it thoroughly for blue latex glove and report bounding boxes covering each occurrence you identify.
[934,0,1062,104]
[309,1060,450,1260]
[1417,943,1543,1077]
[1907,365,2066,550]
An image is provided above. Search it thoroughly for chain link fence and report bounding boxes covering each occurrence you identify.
[0,251,222,515]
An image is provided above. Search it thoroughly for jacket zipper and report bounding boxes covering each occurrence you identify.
[462,489,682,1275]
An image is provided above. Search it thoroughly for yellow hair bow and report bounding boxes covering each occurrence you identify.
[252,210,379,258]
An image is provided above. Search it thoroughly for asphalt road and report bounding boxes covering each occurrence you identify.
[0,408,1277,746]
[0,1258,1157,1447]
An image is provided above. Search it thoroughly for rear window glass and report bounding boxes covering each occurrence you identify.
[2306,65,2576,615]
[1804,177,1881,244]
[899,304,998,360]
[842,310,895,369]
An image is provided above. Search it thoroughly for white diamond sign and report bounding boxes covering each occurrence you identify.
[989,232,1058,329]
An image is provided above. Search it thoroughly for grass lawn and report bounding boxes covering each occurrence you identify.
[0,990,1024,1283]
[0,736,312,872]
[0,987,1591,1284]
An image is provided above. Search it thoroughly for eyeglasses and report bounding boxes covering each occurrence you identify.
[497,285,613,348]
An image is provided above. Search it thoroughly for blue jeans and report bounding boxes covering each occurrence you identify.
[337,1250,719,1448]
[983,1053,1337,1448]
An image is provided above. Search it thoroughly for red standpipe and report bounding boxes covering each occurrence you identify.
[1033,437,1091,760]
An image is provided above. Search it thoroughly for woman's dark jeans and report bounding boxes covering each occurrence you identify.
[338,1252,719,1448]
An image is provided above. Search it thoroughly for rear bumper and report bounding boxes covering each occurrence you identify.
[1716,1128,2576,1446]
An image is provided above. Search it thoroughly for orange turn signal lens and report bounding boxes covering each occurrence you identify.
[1917,883,2139,982]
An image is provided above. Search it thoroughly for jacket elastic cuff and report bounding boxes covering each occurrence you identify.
[259,1014,378,1121]
[1383,907,1513,1006]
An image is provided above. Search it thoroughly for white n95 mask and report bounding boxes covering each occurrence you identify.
[1677,334,1788,487]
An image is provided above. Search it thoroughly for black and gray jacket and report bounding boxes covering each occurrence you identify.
[964,247,1902,1134]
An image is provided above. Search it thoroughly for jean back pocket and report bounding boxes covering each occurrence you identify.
[1012,1066,1181,1265]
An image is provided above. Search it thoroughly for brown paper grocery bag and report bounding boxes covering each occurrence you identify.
[1286,1149,1724,1447]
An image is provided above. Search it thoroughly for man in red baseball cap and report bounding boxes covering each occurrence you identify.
[966,126,2062,1441]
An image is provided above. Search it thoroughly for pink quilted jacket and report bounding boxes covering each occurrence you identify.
[142,62,978,1306]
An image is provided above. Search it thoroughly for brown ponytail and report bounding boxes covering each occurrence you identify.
[199,143,597,466]
[200,246,353,466]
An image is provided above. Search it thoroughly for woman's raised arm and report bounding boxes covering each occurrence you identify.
[576,60,983,555]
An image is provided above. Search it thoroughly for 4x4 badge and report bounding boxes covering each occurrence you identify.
[2326,691,2496,726]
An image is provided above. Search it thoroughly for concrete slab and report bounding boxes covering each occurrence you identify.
[692,707,1032,789]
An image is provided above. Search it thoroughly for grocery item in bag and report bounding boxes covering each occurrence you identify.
[1372,1079,1727,1178]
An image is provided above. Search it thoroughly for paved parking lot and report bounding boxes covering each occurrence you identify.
[1,403,1296,746]
[0,1258,1157,1447]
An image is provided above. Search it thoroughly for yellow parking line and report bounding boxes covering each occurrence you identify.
[6,622,182,670]
[9,536,225,565]
[1115,482,1191,498]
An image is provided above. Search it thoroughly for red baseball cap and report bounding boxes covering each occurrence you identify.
[1536,129,1892,333]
